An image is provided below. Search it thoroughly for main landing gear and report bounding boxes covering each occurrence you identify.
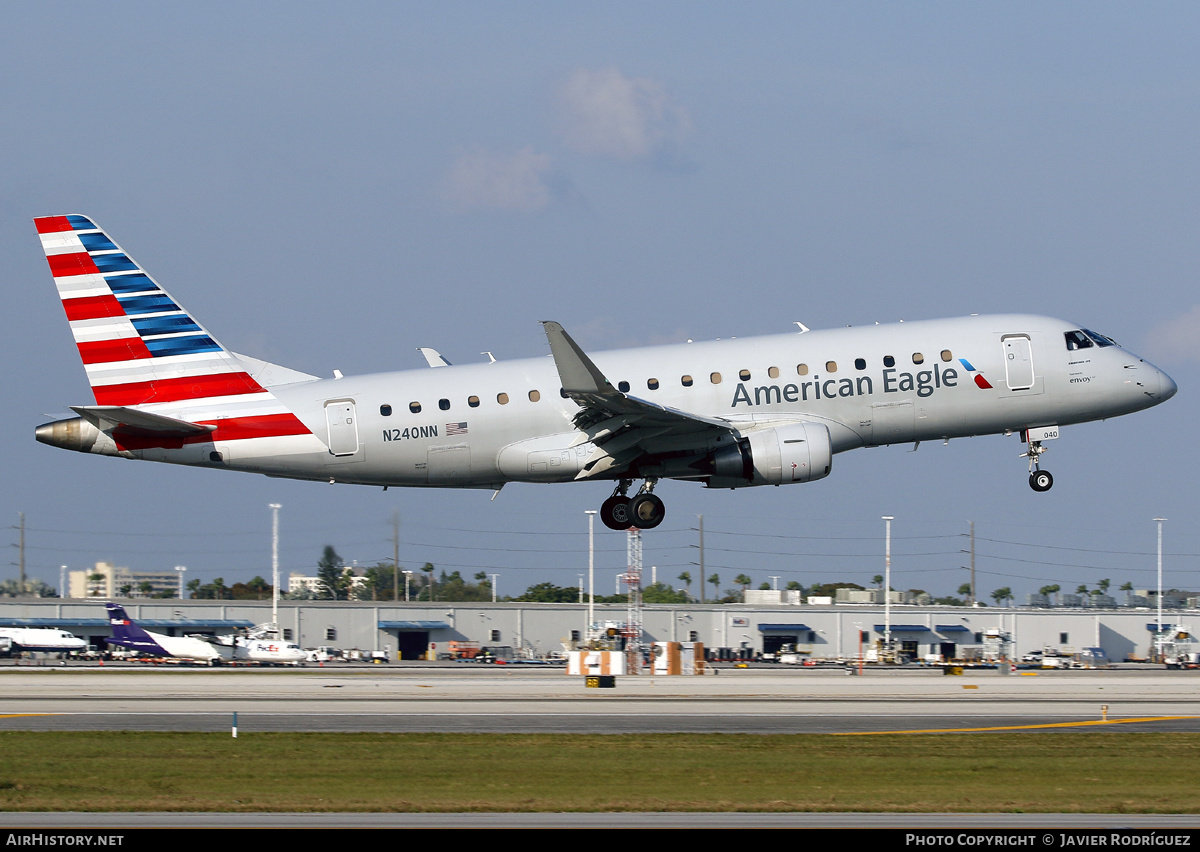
[1022,436,1054,492]
[599,479,666,530]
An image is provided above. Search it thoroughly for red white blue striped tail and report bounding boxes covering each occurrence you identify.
[35,215,313,448]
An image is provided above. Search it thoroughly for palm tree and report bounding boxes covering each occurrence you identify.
[677,571,692,600]
[991,587,1013,607]
[735,574,752,592]
[708,573,721,601]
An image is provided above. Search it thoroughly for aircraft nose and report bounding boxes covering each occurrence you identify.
[1157,368,1178,402]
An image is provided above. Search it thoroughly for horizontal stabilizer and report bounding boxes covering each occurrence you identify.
[71,406,215,438]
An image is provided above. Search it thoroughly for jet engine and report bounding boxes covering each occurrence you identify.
[706,421,832,488]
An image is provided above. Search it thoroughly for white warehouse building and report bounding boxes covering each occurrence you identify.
[0,598,1188,663]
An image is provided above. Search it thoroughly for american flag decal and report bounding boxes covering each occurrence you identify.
[446,422,469,436]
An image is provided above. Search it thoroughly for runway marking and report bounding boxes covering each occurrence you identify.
[0,714,56,718]
[834,716,1200,735]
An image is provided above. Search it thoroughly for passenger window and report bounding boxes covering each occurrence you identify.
[496,393,509,405]
[380,405,392,417]
[618,381,630,393]
[941,350,953,362]
[409,402,421,414]
[884,356,895,368]
[825,361,837,373]
[912,352,925,365]
[647,378,659,390]
[528,390,541,402]
[681,375,693,387]
[559,388,569,398]
[739,369,751,381]
[768,366,780,379]
[854,358,866,371]
[468,396,480,408]
[438,398,450,411]
[797,364,809,376]
[710,372,722,384]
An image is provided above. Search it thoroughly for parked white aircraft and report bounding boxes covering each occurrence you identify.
[105,602,222,663]
[105,603,305,665]
[0,626,87,654]
[36,216,1176,530]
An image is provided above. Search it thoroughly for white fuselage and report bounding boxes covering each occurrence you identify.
[0,627,87,653]
[121,314,1171,489]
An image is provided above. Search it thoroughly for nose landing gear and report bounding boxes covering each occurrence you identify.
[599,479,666,530]
[1021,432,1054,492]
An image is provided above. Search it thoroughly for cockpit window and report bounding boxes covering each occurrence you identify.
[1081,328,1117,347]
[1064,330,1093,351]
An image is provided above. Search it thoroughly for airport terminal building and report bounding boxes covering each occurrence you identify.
[0,597,1190,663]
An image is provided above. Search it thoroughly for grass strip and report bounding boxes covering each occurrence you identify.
[1,731,1197,813]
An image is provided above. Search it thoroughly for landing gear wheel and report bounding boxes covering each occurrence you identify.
[1029,470,1054,492]
[600,495,633,530]
[628,493,666,530]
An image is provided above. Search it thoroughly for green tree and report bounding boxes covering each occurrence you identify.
[358,563,398,601]
[642,582,689,604]
[513,582,581,603]
[677,572,692,600]
[317,546,350,600]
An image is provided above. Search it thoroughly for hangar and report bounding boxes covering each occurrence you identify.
[0,598,1187,663]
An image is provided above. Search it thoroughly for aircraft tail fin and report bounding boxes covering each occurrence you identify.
[35,216,314,447]
[105,602,167,655]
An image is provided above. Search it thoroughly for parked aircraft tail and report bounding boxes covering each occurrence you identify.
[105,602,167,655]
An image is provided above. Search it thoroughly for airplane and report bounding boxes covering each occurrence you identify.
[104,603,306,665]
[0,626,88,655]
[34,215,1177,531]
[105,602,224,663]
[208,624,307,666]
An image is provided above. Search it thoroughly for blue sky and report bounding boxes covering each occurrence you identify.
[3,3,1197,602]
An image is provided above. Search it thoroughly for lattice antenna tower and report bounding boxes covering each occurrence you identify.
[622,528,644,666]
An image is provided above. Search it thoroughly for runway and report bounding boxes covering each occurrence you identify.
[2,663,1199,734]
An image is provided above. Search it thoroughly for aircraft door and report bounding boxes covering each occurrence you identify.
[324,400,360,456]
[1002,335,1035,390]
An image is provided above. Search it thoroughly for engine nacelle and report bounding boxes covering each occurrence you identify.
[706,421,832,488]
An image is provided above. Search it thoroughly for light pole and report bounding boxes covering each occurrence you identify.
[585,510,597,641]
[1155,517,1166,661]
[174,565,187,599]
[269,503,281,630]
[883,516,894,654]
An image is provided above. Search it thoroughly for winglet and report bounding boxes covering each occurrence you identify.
[417,347,452,367]
[540,321,615,395]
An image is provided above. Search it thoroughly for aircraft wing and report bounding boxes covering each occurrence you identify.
[541,321,737,479]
